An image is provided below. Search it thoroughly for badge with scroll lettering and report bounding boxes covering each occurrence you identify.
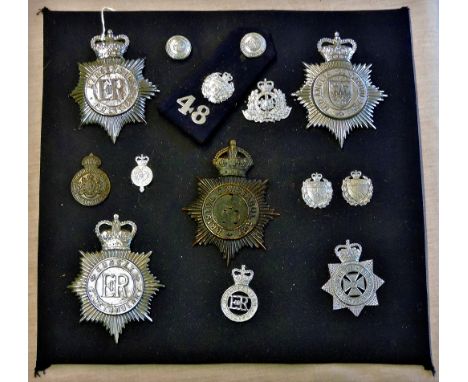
[293,32,386,147]
[183,140,279,264]
[71,14,158,143]
[69,214,164,343]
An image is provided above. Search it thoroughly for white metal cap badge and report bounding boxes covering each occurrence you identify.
[293,32,386,147]
[322,240,384,317]
[69,214,164,343]
[71,11,158,143]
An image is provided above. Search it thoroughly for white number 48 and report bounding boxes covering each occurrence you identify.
[177,95,210,125]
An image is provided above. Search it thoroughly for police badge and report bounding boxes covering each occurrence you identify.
[301,173,333,208]
[293,32,386,147]
[322,240,384,317]
[201,72,235,104]
[71,18,158,143]
[342,170,373,206]
[243,79,291,123]
[221,265,258,322]
[70,214,164,343]
[183,140,279,264]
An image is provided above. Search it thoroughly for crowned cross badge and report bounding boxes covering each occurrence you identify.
[243,79,291,123]
[71,29,158,143]
[293,32,386,147]
[322,240,384,317]
[183,140,279,264]
[69,214,164,343]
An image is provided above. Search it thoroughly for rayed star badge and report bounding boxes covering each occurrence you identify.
[183,140,279,264]
[322,240,384,317]
[293,32,386,147]
[70,214,164,343]
[71,29,158,143]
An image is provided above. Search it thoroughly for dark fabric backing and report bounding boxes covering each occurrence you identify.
[36,8,433,373]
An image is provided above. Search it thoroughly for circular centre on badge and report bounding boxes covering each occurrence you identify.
[312,68,368,119]
[85,65,139,116]
[87,258,144,315]
[332,263,374,306]
[221,285,258,322]
[202,184,260,240]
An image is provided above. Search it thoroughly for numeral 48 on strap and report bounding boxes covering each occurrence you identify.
[177,95,210,125]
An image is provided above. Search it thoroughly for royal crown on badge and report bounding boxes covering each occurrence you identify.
[69,214,164,343]
[293,32,386,147]
[322,240,384,317]
[301,173,333,208]
[183,140,279,264]
[71,29,158,143]
[243,79,291,123]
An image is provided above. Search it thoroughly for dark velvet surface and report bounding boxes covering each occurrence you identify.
[36,8,433,373]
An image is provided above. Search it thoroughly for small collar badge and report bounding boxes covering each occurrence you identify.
[183,140,279,264]
[201,72,235,104]
[342,170,373,206]
[71,11,158,143]
[70,214,164,343]
[131,154,153,192]
[293,32,386,147]
[221,265,258,322]
[322,240,384,317]
[243,79,291,123]
[301,173,333,208]
[71,153,110,206]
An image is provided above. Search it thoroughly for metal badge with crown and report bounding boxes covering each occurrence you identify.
[301,172,333,208]
[292,32,386,147]
[71,10,158,143]
[243,79,291,123]
[69,214,164,343]
[322,240,384,317]
[70,153,111,206]
[221,265,258,322]
[183,140,279,264]
[130,154,153,192]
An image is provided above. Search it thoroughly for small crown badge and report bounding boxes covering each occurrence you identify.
[212,140,253,177]
[184,139,278,264]
[243,79,291,123]
[201,72,235,104]
[221,265,258,322]
[95,214,137,250]
[342,170,373,206]
[70,214,164,343]
[131,154,153,192]
[301,172,333,208]
[322,240,384,317]
[292,31,386,147]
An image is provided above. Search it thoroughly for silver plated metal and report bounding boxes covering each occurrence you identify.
[240,32,267,58]
[165,35,192,60]
[242,79,291,123]
[131,154,153,192]
[70,214,164,343]
[201,72,234,104]
[322,240,384,317]
[301,173,333,208]
[292,32,386,147]
[342,170,373,206]
[71,27,159,143]
[221,265,258,322]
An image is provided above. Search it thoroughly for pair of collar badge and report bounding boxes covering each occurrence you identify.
[67,12,387,341]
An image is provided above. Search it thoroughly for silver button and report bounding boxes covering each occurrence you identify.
[240,32,267,58]
[165,35,192,60]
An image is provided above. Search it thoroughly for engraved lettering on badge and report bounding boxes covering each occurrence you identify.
[228,293,251,312]
[176,95,211,125]
[87,258,144,315]
[85,65,139,116]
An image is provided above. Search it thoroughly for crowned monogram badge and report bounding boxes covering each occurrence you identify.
[130,154,153,192]
[70,214,164,343]
[322,240,384,317]
[71,22,158,143]
[221,265,258,322]
[293,32,386,147]
[183,140,279,264]
[243,79,291,123]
